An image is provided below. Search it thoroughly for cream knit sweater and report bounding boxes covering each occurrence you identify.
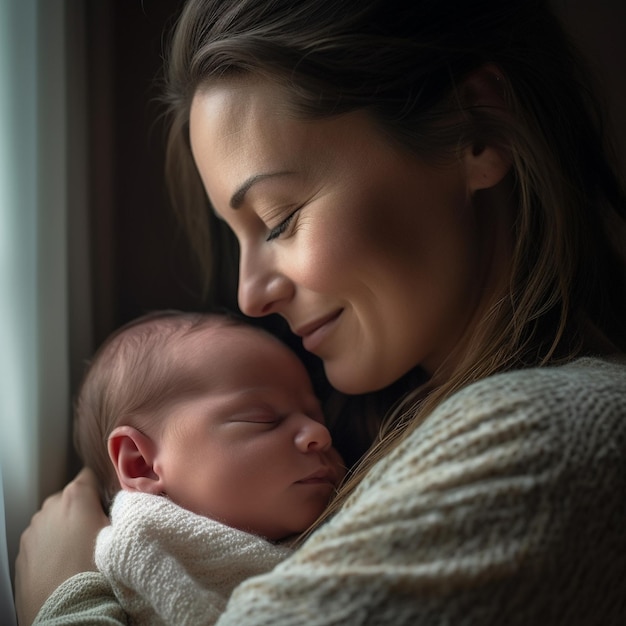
[35,357,626,625]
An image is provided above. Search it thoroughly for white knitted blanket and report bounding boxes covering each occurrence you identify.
[95,491,291,626]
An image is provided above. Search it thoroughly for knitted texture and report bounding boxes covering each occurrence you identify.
[94,491,291,625]
[35,357,626,625]
[32,572,128,625]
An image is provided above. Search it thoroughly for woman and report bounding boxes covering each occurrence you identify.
[16,0,626,623]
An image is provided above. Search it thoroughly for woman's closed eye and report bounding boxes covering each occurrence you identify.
[266,207,301,241]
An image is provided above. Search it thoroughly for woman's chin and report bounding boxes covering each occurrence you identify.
[324,362,392,395]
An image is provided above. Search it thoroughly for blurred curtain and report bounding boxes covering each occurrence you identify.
[0,471,16,625]
[0,0,89,600]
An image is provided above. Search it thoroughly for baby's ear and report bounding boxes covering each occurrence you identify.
[108,425,164,494]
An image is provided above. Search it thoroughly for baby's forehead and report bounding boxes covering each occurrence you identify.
[167,322,312,394]
[193,319,277,345]
[178,320,293,362]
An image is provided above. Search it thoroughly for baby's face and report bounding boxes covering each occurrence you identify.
[153,324,345,539]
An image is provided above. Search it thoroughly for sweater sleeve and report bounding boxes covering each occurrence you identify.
[215,358,626,626]
[33,572,128,625]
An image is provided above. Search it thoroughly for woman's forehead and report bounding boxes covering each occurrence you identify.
[189,80,299,203]
[190,78,289,144]
[189,79,388,210]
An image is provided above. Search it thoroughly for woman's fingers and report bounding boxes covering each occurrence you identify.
[15,468,109,625]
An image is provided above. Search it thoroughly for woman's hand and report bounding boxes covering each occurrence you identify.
[15,468,109,625]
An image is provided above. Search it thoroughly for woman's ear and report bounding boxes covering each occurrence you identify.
[460,65,512,192]
[108,425,164,495]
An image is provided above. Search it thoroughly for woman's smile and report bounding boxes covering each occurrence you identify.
[294,310,343,353]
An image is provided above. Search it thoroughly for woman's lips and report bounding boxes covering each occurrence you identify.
[295,310,342,353]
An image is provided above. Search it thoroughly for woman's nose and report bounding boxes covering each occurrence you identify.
[237,246,294,317]
[294,417,332,453]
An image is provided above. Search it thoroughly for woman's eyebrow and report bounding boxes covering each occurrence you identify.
[230,171,295,208]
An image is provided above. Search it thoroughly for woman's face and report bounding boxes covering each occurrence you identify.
[190,79,509,393]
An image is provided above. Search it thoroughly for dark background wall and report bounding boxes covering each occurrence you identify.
[84,1,193,349]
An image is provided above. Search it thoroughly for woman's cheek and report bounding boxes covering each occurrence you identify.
[290,224,356,290]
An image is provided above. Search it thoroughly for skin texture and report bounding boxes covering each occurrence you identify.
[109,324,345,540]
[189,78,512,394]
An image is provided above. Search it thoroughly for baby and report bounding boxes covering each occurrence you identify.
[73,311,345,625]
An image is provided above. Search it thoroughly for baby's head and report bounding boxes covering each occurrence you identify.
[74,311,344,539]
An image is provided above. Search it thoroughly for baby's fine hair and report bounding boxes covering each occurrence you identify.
[73,310,247,505]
